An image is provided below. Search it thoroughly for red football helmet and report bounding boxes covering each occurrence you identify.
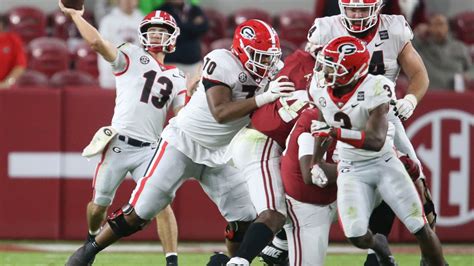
[339,0,383,33]
[231,19,282,79]
[314,36,369,87]
[139,10,180,53]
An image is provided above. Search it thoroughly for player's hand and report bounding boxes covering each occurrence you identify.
[58,0,84,17]
[310,120,331,137]
[392,94,417,121]
[398,155,420,182]
[255,75,294,107]
[311,164,328,188]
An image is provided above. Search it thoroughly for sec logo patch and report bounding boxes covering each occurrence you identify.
[140,56,150,64]
[239,72,247,83]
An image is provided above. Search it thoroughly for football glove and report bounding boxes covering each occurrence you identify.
[255,76,295,107]
[399,155,420,182]
[393,94,417,121]
[311,164,328,188]
[310,120,331,137]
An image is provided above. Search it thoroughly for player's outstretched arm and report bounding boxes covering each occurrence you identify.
[58,0,117,62]
[206,77,294,123]
[395,42,429,120]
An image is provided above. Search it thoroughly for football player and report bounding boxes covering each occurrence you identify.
[59,2,184,265]
[310,35,445,266]
[306,1,437,264]
[227,48,313,266]
[66,19,294,266]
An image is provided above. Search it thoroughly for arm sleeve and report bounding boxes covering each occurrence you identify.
[367,76,393,112]
[392,117,421,166]
[111,43,133,74]
[297,132,315,159]
[394,16,414,55]
[171,71,187,111]
[201,51,236,90]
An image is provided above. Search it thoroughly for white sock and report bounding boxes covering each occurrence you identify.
[272,237,288,251]
[166,252,178,257]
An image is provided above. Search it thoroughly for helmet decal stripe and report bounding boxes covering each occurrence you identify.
[255,19,276,46]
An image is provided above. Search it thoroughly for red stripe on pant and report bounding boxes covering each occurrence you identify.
[287,199,302,266]
[130,141,168,206]
[264,139,277,210]
[92,143,110,198]
[260,138,272,210]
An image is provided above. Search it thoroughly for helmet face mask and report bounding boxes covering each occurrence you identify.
[139,11,180,53]
[339,0,382,33]
[314,36,370,88]
[232,19,282,80]
[243,45,281,79]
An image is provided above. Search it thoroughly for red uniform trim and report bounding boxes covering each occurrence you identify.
[260,138,272,210]
[130,141,168,206]
[92,143,110,189]
[265,139,276,210]
[114,52,130,76]
[336,128,366,148]
[287,199,302,266]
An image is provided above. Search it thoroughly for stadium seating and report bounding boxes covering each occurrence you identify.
[230,8,272,29]
[451,11,474,45]
[49,70,98,88]
[275,10,313,47]
[48,9,96,40]
[280,39,298,60]
[28,37,70,77]
[13,70,49,89]
[202,8,228,45]
[6,7,47,44]
[210,38,233,51]
[71,40,98,78]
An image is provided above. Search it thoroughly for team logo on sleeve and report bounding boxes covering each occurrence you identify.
[319,97,327,107]
[238,72,248,83]
[241,26,255,40]
[140,55,150,64]
[357,91,365,101]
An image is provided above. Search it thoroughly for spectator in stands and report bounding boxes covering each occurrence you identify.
[0,15,27,89]
[156,0,209,76]
[97,0,143,88]
[413,14,473,90]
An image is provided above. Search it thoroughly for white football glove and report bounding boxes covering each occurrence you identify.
[393,94,417,121]
[311,164,328,188]
[310,120,331,137]
[255,76,295,107]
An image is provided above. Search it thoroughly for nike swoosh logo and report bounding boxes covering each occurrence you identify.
[172,74,180,78]
[385,157,392,162]
[351,103,359,108]
[375,42,384,47]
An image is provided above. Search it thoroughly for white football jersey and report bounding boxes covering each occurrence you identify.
[310,74,396,161]
[110,43,186,143]
[308,14,413,83]
[173,49,267,149]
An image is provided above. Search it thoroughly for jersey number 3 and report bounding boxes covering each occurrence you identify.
[140,70,173,109]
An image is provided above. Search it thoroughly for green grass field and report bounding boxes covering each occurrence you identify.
[0,252,472,266]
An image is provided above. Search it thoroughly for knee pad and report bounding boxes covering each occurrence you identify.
[225,221,251,242]
[107,204,148,237]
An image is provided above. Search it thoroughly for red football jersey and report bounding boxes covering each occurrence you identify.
[281,108,337,205]
[250,49,315,148]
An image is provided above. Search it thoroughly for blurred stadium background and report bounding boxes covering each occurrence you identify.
[0,0,473,265]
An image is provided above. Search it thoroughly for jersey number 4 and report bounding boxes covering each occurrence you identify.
[369,50,386,75]
[140,70,173,109]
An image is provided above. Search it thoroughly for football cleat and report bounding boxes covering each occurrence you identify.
[259,242,289,266]
[207,252,230,266]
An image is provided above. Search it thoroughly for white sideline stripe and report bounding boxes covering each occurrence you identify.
[8,152,99,179]
[17,243,364,254]
[8,152,130,179]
